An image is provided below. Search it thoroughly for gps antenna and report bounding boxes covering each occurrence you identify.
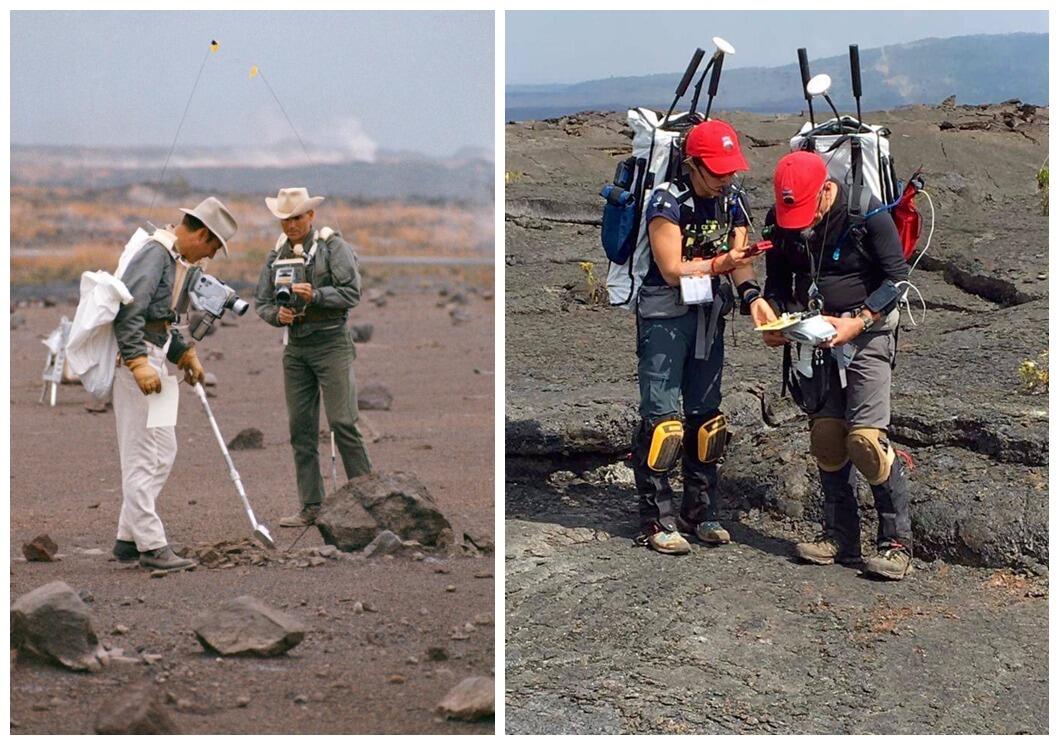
[798,48,815,127]
[691,36,735,117]
[703,50,726,119]
[849,44,863,126]
[662,48,705,127]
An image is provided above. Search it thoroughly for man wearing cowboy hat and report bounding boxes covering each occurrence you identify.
[111,196,238,571]
[254,187,372,527]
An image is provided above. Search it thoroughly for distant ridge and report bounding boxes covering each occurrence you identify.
[506,33,1048,121]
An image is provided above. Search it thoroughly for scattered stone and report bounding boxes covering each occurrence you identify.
[192,596,307,657]
[94,683,179,734]
[150,570,167,579]
[22,534,59,562]
[203,372,219,387]
[462,530,495,554]
[227,428,264,451]
[350,323,374,343]
[427,646,449,661]
[78,589,94,604]
[363,530,404,558]
[445,585,457,593]
[294,694,309,705]
[316,545,340,559]
[308,556,326,567]
[113,624,129,635]
[450,307,471,325]
[352,602,365,614]
[11,312,26,330]
[436,676,494,721]
[358,384,393,411]
[474,571,493,579]
[11,581,107,672]
[473,613,493,626]
[236,694,250,708]
[388,674,406,684]
[142,654,162,665]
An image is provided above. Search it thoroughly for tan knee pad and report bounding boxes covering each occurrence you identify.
[810,417,850,472]
[847,428,895,485]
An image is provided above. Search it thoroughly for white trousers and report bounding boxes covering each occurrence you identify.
[112,343,175,551]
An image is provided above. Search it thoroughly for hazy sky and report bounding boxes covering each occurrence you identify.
[507,10,1047,85]
[11,11,494,157]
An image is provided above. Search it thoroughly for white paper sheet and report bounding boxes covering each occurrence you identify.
[146,374,180,428]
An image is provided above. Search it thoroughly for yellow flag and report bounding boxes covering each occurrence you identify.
[249,66,259,79]
[209,40,219,52]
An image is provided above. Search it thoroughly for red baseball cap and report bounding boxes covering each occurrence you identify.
[773,151,829,229]
[685,120,749,175]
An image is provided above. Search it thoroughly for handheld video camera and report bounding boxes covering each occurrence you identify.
[187,269,249,340]
[273,257,308,308]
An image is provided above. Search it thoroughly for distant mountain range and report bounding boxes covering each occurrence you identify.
[506,33,1048,121]
[11,145,493,205]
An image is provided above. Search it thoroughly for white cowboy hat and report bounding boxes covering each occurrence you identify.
[180,196,238,256]
[265,187,325,220]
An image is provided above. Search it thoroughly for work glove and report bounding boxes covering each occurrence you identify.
[126,355,161,395]
[177,347,205,386]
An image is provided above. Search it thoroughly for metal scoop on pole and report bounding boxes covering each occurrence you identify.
[193,382,276,549]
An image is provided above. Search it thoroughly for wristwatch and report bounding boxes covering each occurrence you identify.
[859,311,876,332]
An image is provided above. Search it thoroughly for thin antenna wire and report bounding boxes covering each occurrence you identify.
[253,66,333,229]
[149,43,216,217]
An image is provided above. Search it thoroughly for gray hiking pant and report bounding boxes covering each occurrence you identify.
[284,327,372,506]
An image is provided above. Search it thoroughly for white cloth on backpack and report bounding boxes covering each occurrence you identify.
[65,228,153,398]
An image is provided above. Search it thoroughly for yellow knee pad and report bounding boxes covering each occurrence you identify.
[646,419,684,472]
[810,417,850,472]
[691,413,728,464]
[847,428,895,485]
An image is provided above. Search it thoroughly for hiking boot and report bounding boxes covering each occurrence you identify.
[112,540,139,562]
[793,530,862,566]
[139,546,196,572]
[278,505,320,528]
[863,541,912,581]
[645,527,691,555]
[694,521,730,545]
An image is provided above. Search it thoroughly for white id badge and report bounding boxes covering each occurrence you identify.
[679,275,714,305]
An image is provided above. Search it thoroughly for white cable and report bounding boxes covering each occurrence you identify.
[896,188,934,327]
[908,189,935,275]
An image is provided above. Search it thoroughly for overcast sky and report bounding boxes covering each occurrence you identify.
[11,11,493,157]
[507,10,1047,85]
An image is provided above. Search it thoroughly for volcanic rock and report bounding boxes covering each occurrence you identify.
[227,427,264,451]
[315,495,380,552]
[192,596,306,657]
[22,534,59,562]
[436,676,495,721]
[362,530,404,558]
[319,471,454,551]
[358,384,393,411]
[11,581,107,671]
[94,682,178,734]
[350,322,374,343]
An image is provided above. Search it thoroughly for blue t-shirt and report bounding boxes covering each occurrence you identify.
[643,181,748,286]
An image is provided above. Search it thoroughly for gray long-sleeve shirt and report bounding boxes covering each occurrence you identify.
[113,239,190,363]
[254,227,362,339]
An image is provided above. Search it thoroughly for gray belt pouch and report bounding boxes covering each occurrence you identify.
[637,284,690,320]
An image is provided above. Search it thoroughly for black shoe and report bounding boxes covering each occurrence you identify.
[112,540,139,562]
[139,546,197,572]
